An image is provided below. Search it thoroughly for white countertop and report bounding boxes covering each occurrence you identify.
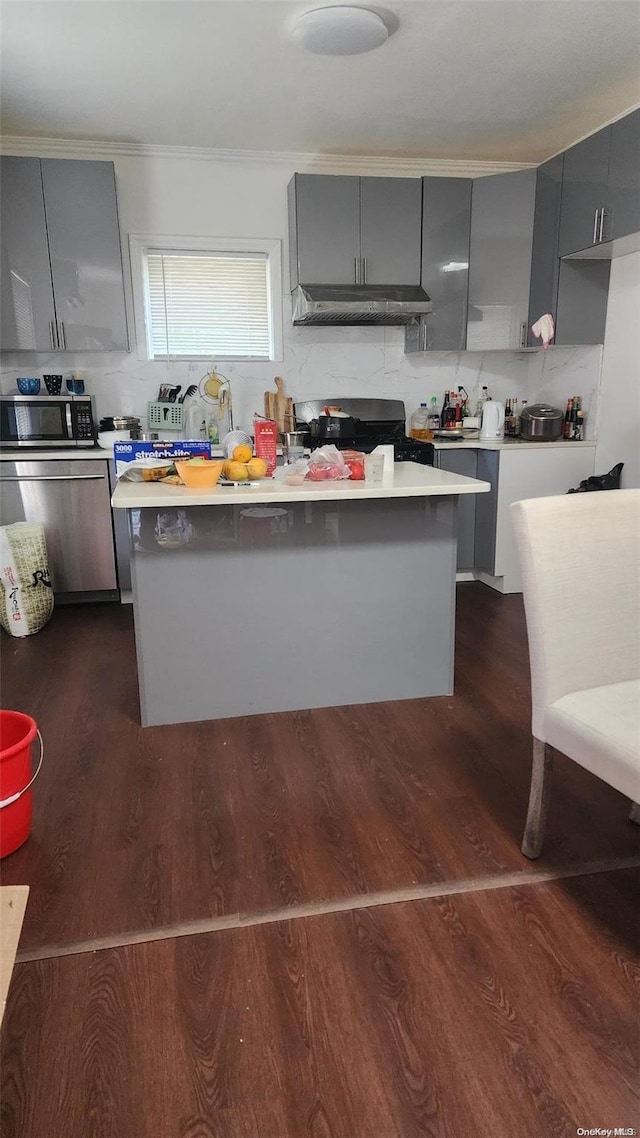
[1,439,596,462]
[432,438,596,450]
[112,462,490,509]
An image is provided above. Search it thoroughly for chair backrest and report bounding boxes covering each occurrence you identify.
[511,490,640,737]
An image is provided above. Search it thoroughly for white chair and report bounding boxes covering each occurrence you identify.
[511,489,640,859]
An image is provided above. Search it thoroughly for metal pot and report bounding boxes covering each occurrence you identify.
[313,415,358,442]
[281,430,310,449]
[99,416,141,431]
[519,404,564,442]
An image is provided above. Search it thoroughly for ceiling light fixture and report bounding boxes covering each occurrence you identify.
[292,6,390,56]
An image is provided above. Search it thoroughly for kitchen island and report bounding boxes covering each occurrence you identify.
[112,463,489,726]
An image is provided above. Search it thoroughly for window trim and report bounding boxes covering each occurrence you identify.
[129,233,283,362]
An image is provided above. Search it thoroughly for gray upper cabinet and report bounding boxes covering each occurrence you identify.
[0,157,57,351]
[40,160,128,351]
[288,174,360,287]
[418,177,472,350]
[359,177,421,285]
[527,155,563,345]
[559,111,640,255]
[608,108,640,241]
[467,169,536,350]
[288,173,421,289]
[558,126,611,256]
[0,156,128,352]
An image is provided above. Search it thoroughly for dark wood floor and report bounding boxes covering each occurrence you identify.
[1,584,638,1136]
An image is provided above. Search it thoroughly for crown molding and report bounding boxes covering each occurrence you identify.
[0,135,534,176]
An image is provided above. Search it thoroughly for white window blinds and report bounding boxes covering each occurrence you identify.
[145,250,271,359]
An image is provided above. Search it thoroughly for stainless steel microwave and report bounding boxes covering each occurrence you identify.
[0,395,96,448]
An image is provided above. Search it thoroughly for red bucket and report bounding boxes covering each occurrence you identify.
[0,710,43,859]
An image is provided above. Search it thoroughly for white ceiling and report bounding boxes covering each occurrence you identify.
[1,0,639,163]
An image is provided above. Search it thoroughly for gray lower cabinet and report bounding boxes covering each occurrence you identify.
[437,449,477,568]
[288,173,422,288]
[609,108,640,241]
[467,169,536,350]
[0,156,128,352]
[473,451,499,574]
[0,459,119,600]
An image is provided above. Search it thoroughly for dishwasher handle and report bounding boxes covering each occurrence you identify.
[0,474,107,483]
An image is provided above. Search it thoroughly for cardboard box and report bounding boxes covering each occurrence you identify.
[113,440,212,477]
[253,420,278,476]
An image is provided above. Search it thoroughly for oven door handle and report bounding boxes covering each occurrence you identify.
[0,474,106,483]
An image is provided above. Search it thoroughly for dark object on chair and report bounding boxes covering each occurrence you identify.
[567,462,623,493]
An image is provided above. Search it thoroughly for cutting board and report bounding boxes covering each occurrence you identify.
[264,376,294,435]
[1,886,28,1025]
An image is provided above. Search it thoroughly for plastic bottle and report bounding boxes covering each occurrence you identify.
[427,397,440,432]
[474,385,491,417]
[410,403,433,441]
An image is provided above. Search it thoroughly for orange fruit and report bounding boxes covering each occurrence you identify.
[226,460,250,481]
[247,457,268,479]
[232,444,253,463]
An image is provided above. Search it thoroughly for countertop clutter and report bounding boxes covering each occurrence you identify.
[112,461,490,509]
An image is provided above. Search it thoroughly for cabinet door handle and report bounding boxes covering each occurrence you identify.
[598,208,606,243]
[49,320,58,350]
[520,321,527,348]
[0,475,106,483]
[58,321,66,350]
[362,256,367,285]
[592,208,600,245]
[354,256,359,284]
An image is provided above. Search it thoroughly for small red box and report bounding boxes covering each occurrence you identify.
[254,418,278,476]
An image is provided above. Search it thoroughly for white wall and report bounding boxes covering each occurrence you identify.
[0,147,603,434]
[595,252,640,488]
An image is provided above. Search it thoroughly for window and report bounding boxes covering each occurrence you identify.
[129,235,282,361]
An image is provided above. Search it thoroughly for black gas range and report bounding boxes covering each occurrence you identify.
[293,398,434,466]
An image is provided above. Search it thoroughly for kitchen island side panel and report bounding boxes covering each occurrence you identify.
[129,496,458,727]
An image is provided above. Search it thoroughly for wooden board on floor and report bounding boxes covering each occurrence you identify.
[0,886,28,1022]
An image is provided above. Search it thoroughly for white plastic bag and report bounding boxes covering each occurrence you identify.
[0,523,54,637]
[305,445,350,482]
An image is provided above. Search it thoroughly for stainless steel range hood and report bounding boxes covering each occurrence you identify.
[292,284,432,326]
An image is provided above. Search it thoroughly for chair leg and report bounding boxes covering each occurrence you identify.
[629,802,640,825]
[522,738,553,860]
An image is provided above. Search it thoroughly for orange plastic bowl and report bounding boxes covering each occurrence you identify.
[175,459,224,488]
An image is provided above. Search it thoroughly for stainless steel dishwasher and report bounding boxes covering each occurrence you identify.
[0,459,119,601]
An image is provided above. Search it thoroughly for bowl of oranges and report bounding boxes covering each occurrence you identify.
[223,444,269,482]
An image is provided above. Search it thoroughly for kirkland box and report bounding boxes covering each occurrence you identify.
[113,440,212,477]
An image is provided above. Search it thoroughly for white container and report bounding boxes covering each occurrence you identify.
[479,401,505,440]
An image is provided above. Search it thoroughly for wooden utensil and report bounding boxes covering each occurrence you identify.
[264,376,294,435]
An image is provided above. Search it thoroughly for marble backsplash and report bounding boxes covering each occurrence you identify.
[1,304,602,440]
